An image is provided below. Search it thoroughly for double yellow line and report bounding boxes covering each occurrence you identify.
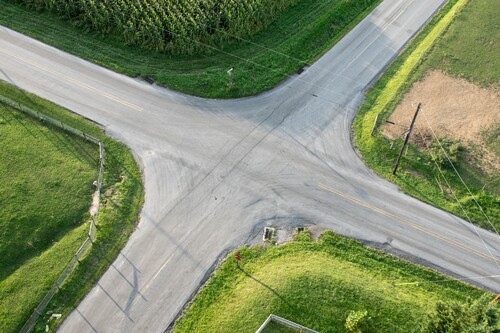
[0,47,143,112]
[318,183,499,264]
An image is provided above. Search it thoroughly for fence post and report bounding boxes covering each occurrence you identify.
[2,94,107,333]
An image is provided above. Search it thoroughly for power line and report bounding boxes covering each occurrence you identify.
[175,0,334,65]
[420,108,496,232]
[14,3,495,217]
[413,123,499,267]
[138,8,408,118]
[10,1,397,100]
[12,3,494,228]
[7,4,496,272]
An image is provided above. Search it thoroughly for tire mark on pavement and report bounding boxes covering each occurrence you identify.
[319,183,500,265]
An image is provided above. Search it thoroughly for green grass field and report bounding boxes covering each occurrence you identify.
[0,81,143,333]
[173,231,493,333]
[0,96,98,281]
[0,0,381,98]
[353,0,499,230]
[0,90,98,332]
[422,0,499,87]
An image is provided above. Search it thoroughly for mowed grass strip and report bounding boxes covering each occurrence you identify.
[0,0,381,98]
[0,81,143,333]
[173,231,490,333]
[0,98,98,330]
[422,0,499,87]
[353,0,499,228]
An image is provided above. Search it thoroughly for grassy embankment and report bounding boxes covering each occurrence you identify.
[0,0,381,98]
[0,81,143,333]
[173,230,493,333]
[353,0,499,230]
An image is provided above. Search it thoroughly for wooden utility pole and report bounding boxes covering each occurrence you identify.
[392,103,421,175]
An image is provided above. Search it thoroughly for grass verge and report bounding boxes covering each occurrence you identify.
[0,0,381,98]
[172,231,493,333]
[0,80,143,333]
[353,0,499,230]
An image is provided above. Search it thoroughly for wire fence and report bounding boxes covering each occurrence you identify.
[0,95,105,333]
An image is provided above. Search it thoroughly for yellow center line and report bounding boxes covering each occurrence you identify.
[0,47,143,112]
[140,252,176,293]
[318,183,499,264]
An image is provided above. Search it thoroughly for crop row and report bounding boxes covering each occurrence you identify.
[13,0,299,53]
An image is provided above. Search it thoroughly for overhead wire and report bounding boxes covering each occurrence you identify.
[420,108,496,232]
[12,1,494,212]
[413,121,499,267]
[10,0,395,102]
[21,0,494,221]
[122,1,410,121]
[212,8,500,268]
[10,0,335,71]
[7,0,496,266]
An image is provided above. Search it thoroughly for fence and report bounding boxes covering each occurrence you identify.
[0,95,105,333]
[255,314,320,333]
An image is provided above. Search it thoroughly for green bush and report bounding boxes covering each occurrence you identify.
[421,295,498,333]
[429,138,462,169]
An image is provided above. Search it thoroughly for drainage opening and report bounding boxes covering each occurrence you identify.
[143,76,155,85]
[263,227,275,241]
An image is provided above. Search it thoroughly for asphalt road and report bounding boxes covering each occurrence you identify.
[1,0,499,332]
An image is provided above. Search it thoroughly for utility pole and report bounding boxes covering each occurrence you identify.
[392,102,421,175]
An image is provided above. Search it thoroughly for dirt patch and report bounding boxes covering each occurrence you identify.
[382,70,499,173]
[89,190,100,216]
[383,70,499,142]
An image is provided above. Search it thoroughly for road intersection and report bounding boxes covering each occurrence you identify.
[1,0,499,331]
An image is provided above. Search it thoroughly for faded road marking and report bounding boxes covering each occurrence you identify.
[0,47,143,112]
[319,183,499,265]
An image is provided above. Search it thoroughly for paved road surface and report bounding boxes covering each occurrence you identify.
[1,0,499,332]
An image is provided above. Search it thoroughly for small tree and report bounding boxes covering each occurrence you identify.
[421,296,498,333]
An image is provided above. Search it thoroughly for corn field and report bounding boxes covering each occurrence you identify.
[12,0,299,53]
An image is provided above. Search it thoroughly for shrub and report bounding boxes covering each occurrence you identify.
[421,295,499,333]
[429,138,462,168]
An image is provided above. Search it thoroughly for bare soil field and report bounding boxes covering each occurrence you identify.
[382,70,499,173]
